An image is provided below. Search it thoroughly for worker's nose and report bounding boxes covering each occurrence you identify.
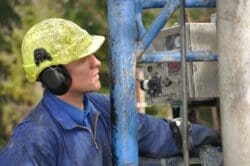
[89,55,101,68]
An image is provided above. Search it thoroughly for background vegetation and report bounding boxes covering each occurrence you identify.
[0,0,214,148]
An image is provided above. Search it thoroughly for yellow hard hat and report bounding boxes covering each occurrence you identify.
[21,18,105,82]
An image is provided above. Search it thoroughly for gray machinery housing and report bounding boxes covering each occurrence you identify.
[142,23,218,106]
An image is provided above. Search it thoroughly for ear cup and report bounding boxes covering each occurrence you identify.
[39,65,72,95]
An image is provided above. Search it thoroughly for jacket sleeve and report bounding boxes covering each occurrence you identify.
[137,113,180,158]
[0,124,58,166]
[137,113,219,158]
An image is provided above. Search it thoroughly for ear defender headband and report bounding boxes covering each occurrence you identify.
[34,48,72,95]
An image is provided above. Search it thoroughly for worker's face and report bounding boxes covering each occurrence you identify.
[66,54,101,93]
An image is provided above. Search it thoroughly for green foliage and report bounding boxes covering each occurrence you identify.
[0,0,21,29]
[0,0,20,52]
[0,35,11,52]
[146,105,172,118]
[143,8,216,28]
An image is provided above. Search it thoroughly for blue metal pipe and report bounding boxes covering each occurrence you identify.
[107,0,138,165]
[136,0,216,56]
[135,12,156,52]
[138,50,218,63]
[136,1,178,57]
[135,13,146,40]
[141,0,216,9]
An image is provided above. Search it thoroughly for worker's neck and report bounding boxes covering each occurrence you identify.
[58,92,84,110]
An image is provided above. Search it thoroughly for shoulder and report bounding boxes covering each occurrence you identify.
[22,101,57,129]
[86,92,110,109]
[0,121,58,165]
[1,104,59,155]
[86,92,109,102]
[12,103,59,145]
[8,101,59,147]
[14,122,58,144]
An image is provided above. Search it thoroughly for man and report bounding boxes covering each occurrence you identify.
[0,18,218,165]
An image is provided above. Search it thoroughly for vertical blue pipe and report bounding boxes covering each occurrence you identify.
[107,0,138,166]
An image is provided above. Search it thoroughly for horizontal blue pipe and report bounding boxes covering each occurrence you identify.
[141,0,216,9]
[138,50,218,63]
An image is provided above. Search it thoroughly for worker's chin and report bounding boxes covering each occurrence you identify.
[83,81,101,92]
[97,84,101,91]
[92,82,101,92]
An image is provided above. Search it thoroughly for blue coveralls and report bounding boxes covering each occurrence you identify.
[0,91,218,165]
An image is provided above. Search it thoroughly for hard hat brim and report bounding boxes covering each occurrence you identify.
[83,35,105,58]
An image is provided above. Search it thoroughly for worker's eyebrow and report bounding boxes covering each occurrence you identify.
[79,56,88,62]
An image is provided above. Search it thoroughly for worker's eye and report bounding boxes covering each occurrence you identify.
[78,57,88,64]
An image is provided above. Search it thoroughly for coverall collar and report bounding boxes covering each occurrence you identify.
[42,90,99,130]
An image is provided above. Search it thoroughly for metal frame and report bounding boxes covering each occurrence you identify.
[107,0,216,165]
[179,0,189,164]
[139,50,217,63]
[108,1,138,165]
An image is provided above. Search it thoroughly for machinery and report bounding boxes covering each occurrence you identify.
[108,0,220,165]
[108,0,250,165]
[138,22,222,166]
[142,23,218,106]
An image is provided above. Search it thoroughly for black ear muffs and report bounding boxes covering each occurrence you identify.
[33,48,72,95]
[39,65,72,95]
